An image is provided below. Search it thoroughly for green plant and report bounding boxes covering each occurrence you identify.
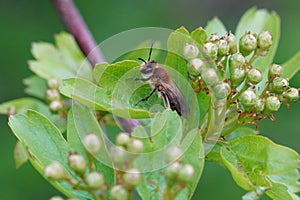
[1,6,300,200]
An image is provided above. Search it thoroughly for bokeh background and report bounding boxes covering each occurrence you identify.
[1,0,300,199]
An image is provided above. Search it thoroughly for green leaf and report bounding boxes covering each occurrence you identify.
[14,141,28,168]
[176,129,205,199]
[60,77,111,110]
[235,7,280,88]
[205,17,227,35]
[165,27,191,78]
[0,98,66,132]
[23,75,48,99]
[136,128,204,200]
[60,77,152,118]
[69,104,115,187]
[135,111,203,199]
[225,126,258,141]
[94,60,140,94]
[0,98,50,116]
[29,32,93,81]
[282,51,300,79]
[8,110,92,199]
[221,135,300,199]
[191,27,208,45]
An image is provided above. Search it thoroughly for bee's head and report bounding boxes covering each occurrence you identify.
[138,42,156,77]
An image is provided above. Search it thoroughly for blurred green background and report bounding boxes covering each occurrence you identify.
[1,0,299,199]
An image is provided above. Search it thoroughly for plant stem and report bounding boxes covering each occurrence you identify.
[51,0,141,133]
[163,184,173,200]
[231,83,249,103]
[202,100,212,139]
[51,0,105,66]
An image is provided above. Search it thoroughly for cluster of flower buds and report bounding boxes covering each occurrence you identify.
[44,133,107,199]
[45,78,64,113]
[183,29,299,124]
[109,132,144,200]
[163,146,195,198]
[44,132,145,200]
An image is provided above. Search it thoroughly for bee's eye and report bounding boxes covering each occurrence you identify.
[141,65,153,74]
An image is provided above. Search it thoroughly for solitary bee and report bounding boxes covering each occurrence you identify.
[131,43,190,117]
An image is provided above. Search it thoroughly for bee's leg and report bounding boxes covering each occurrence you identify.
[161,93,171,109]
[135,87,157,106]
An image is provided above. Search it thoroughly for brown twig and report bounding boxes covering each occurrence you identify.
[51,0,140,133]
[52,0,104,66]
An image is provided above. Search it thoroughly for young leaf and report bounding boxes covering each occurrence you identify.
[94,60,140,94]
[282,51,300,79]
[9,110,92,199]
[164,27,191,79]
[136,128,204,200]
[0,98,50,116]
[14,141,28,168]
[221,135,300,199]
[205,17,227,36]
[23,75,48,99]
[60,77,111,111]
[60,77,152,118]
[191,27,208,45]
[29,32,93,81]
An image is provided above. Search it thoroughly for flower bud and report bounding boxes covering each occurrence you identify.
[265,96,281,113]
[116,132,131,147]
[239,32,257,56]
[68,154,87,175]
[247,68,262,84]
[165,162,181,181]
[229,53,246,71]
[240,90,257,110]
[201,68,219,86]
[47,78,60,89]
[86,172,105,190]
[283,88,299,102]
[203,42,218,59]
[254,98,265,113]
[46,89,60,101]
[83,134,101,155]
[217,39,230,56]
[128,139,144,154]
[257,30,272,50]
[110,185,128,200]
[110,146,128,166]
[270,77,289,94]
[213,82,231,99]
[183,44,199,59]
[230,67,246,87]
[177,164,195,185]
[44,161,67,180]
[165,146,183,164]
[268,64,283,79]
[123,168,142,188]
[207,33,220,42]
[49,100,63,112]
[226,32,237,53]
[188,58,204,76]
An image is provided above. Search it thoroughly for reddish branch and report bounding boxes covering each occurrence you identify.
[52,0,104,66]
[51,0,140,133]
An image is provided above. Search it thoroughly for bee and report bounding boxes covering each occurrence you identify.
[131,43,190,117]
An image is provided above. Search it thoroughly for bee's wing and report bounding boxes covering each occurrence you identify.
[160,81,190,117]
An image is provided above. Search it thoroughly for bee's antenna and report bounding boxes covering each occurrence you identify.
[148,41,154,61]
[138,57,146,63]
